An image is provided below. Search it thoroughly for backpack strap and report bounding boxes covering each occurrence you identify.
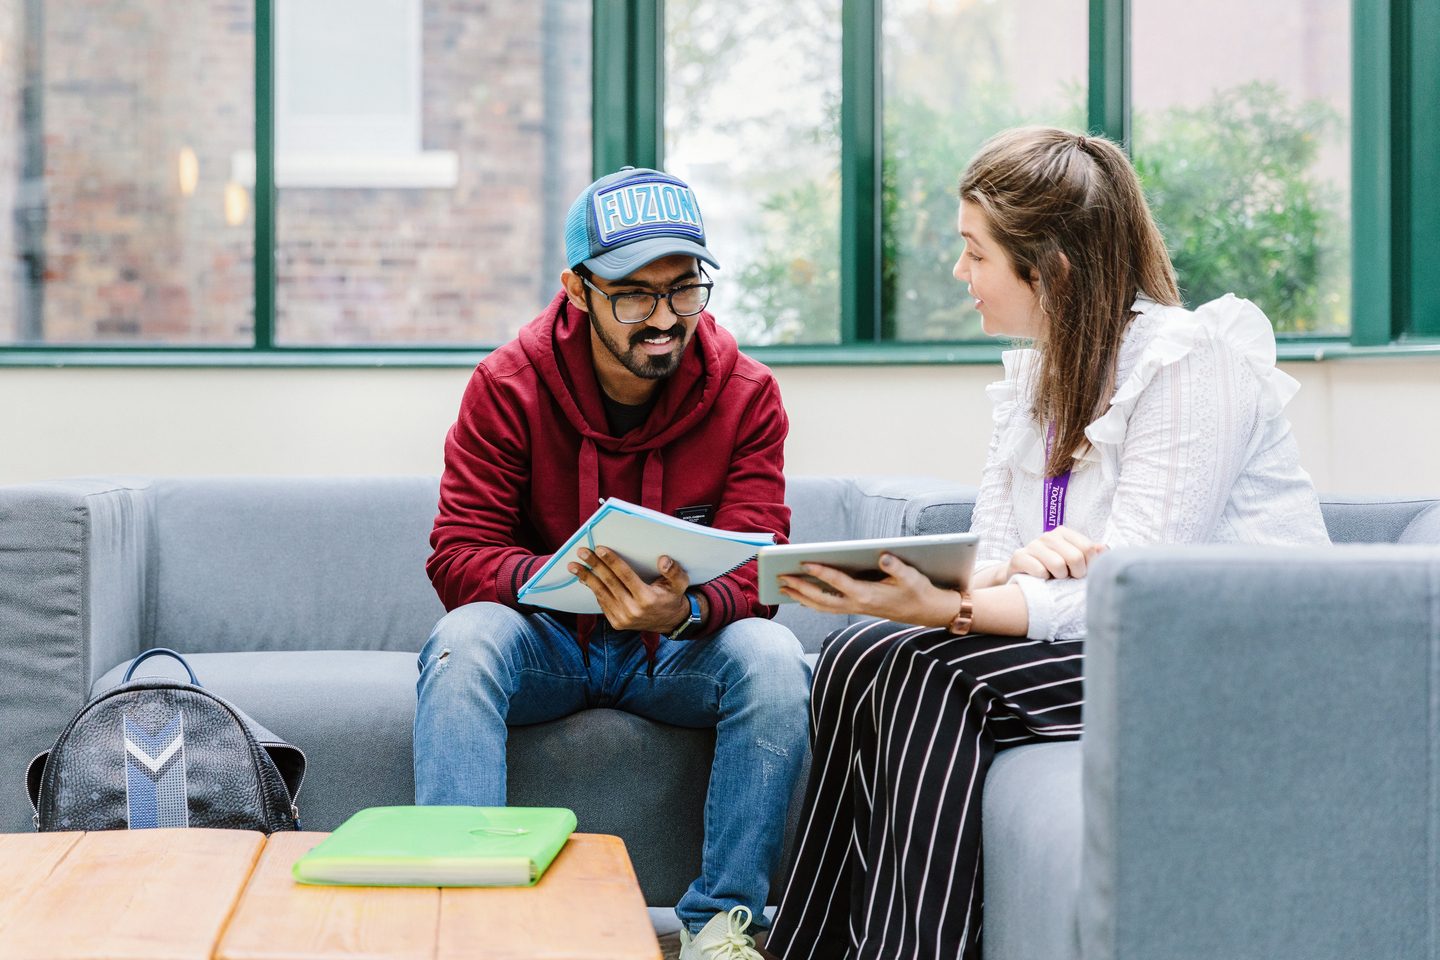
[122,647,200,685]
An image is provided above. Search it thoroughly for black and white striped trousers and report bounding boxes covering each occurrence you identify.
[767,619,1085,960]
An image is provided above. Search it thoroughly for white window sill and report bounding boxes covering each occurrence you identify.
[230,150,459,189]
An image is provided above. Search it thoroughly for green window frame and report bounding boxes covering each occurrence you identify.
[598,0,1440,364]
[2,0,1436,367]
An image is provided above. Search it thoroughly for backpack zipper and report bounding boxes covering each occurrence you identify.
[27,749,45,829]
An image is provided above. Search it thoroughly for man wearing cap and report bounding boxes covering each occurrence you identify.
[413,167,808,959]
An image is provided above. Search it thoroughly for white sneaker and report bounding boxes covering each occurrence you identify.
[678,905,764,960]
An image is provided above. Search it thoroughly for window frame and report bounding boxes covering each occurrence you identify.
[613,0,1440,362]
[0,0,1435,367]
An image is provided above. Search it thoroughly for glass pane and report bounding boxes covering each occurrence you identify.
[1,0,255,345]
[1133,0,1351,335]
[883,0,1087,342]
[275,0,592,345]
[283,0,413,117]
[277,0,418,155]
[665,0,842,345]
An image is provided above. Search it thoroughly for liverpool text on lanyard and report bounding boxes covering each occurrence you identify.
[1042,423,1072,532]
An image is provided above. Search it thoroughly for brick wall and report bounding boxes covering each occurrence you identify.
[11,0,589,345]
[277,0,592,344]
[36,0,252,343]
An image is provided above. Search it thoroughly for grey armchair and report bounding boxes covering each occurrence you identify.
[984,495,1440,960]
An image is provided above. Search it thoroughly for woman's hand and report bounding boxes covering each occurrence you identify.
[1002,526,1107,581]
[777,553,961,628]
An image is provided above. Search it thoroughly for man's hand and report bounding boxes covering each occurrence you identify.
[1003,526,1107,581]
[569,547,692,633]
[777,553,960,628]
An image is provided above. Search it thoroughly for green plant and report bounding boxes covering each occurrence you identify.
[731,176,842,344]
[881,86,1085,342]
[1134,82,1349,334]
[734,81,1349,342]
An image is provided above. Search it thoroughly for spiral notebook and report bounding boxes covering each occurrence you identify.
[292,806,577,887]
[517,498,775,614]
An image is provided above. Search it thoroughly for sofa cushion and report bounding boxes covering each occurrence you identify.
[982,741,1082,960]
[149,477,445,655]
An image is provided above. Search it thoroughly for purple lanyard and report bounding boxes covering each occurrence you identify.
[1042,423,1072,532]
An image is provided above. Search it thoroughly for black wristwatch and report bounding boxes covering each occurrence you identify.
[668,591,703,641]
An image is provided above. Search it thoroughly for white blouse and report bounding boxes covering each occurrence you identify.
[970,293,1330,641]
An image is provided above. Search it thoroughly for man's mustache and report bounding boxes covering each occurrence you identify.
[629,326,683,347]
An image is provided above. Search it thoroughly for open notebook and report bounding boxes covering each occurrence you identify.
[517,498,774,614]
[292,806,577,887]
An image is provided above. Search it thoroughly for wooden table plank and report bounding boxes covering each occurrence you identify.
[0,832,85,939]
[0,828,263,960]
[438,834,661,960]
[216,832,439,960]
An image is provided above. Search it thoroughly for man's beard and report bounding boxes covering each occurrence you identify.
[590,313,687,380]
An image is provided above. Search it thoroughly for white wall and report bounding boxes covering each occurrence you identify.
[2,361,1438,495]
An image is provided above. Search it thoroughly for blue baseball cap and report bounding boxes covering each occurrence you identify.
[564,166,721,280]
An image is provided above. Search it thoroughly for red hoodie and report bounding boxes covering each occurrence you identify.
[427,291,791,652]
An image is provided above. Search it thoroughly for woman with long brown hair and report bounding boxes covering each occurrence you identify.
[764,126,1329,959]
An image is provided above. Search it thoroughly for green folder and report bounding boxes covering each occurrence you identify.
[292,806,578,887]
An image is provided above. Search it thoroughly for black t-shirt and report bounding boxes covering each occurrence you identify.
[601,391,656,437]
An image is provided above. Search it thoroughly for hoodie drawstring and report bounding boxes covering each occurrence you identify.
[637,449,666,677]
[576,436,670,676]
[641,448,664,512]
[579,438,601,523]
[576,438,602,669]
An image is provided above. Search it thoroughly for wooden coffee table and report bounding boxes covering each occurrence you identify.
[0,829,661,960]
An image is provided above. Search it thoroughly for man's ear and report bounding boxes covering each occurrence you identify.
[560,269,588,312]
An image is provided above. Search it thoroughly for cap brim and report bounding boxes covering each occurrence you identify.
[583,237,720,280]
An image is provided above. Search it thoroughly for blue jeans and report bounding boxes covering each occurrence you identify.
[412,601,811,933]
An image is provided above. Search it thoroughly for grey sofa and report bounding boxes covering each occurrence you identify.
[2,476,1438,960]
[0,475,972,893]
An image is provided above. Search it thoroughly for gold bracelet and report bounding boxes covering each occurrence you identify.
[947,590,974,636]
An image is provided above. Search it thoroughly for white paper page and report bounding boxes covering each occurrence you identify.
[519,502,774,614]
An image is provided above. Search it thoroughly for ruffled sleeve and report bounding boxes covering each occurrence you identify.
[1084,295,1300,469]
[1019,294,1298,642]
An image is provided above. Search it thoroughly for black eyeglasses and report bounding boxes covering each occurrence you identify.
[581,272,713,324]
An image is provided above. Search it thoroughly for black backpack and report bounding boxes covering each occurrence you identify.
[26,648,306,833]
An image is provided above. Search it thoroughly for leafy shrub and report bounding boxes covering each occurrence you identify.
[735,82,1349,341]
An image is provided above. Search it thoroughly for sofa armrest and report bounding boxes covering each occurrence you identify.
[842,476,978,539]
[0,478,150,831]
[1080,545,1440,960]
[1400,502,1440,545]
[902,488,979,537]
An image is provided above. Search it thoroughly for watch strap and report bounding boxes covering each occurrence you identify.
[946,590,974,636]
[668,591,703,641]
